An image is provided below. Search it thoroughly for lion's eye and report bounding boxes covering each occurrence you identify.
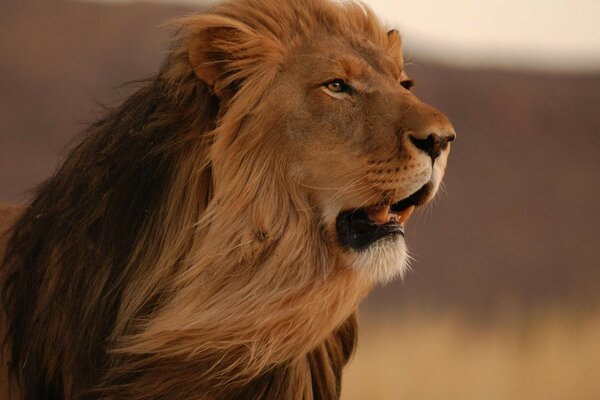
[400,79,414,91]
[324,79,351,93]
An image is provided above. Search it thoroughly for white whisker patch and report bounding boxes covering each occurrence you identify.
[350,235,409,284]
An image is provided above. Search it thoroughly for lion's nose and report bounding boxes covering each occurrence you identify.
[409,132,455,161]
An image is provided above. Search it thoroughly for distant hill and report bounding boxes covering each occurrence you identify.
[2,0,600,312]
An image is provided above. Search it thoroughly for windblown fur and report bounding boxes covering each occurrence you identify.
[0,0,455,398]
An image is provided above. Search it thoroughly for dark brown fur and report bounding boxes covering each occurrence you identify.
[1,72,210,398]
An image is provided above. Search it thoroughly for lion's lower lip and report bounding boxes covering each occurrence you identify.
[336,210,404,250]
[335,182,433,250]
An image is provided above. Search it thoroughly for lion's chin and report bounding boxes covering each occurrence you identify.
[349,234,409,284]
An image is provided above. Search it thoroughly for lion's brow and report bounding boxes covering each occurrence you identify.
[344,47,403,82]
[337,55,372,80]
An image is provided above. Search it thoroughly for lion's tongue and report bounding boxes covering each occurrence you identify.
[366,205,415,225]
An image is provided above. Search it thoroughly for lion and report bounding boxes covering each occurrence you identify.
[0,0,455,398]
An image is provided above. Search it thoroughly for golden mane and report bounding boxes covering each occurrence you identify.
[0,0,385,398]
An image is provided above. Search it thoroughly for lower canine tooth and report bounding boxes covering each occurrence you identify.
[398,206,415,224]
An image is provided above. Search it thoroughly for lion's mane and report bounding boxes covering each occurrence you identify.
[0,0,395,398]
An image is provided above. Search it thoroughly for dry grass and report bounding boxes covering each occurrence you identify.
[342,308,600,400]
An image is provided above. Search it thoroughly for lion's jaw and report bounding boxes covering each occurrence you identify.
[348,233,409,283]
[321,159,447,284]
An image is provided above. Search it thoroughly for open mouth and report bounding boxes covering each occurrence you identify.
[336,182,433,250]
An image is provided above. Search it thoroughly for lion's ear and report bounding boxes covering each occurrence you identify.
[185,15,278,98]
[386,29,404,65]
[187,26,234,91]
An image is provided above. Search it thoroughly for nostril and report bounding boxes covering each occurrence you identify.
[410,133,444,160]
[446,133,456,143]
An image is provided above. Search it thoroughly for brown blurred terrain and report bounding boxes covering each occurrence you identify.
[1,0,600,397]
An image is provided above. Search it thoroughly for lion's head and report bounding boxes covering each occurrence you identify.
[185,0,455,284]
[1,0,454,398]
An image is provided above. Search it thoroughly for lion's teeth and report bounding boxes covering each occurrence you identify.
[366,204,415,225]
[397,206,415,224]
[367,205,390,225]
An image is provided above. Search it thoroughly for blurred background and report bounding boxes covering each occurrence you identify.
[1,0,599,398]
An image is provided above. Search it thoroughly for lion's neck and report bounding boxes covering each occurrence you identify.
[104,163,371,396]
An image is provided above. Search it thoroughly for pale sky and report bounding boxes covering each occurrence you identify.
[89,0,600,72]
